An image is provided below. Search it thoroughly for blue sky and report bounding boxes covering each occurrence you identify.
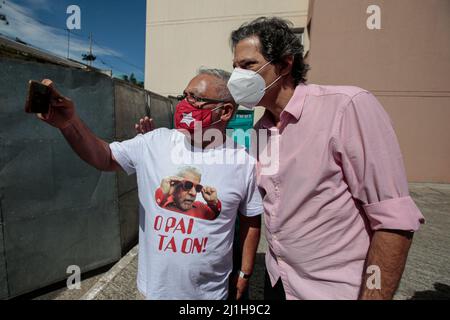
[0,0,146,81]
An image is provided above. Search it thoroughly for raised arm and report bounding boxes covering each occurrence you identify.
[27,79,121,172]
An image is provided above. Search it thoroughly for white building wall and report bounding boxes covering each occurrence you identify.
[145,0,309,100]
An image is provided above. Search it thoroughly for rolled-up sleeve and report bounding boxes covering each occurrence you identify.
[335,91,424,232]
[363,197,423,231]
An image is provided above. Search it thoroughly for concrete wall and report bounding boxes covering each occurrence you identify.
[0,223,6,299]
[0,57,121,298]
[114,81,147,255]
[0,57,173,299]
[306,0,450,182]
[145,0,309,98]
[147,91,175,129]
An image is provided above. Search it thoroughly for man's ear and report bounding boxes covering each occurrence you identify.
[220,103,236,122]
[277,55,294,77]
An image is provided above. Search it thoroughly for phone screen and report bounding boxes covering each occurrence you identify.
[26,81,51,114]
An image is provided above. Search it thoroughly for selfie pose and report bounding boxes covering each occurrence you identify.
[135,17,426,300]
[25,69,262,300]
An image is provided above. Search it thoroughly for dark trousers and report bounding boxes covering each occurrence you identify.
[264,271,286,300]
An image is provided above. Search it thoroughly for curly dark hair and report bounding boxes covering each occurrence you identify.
[230,17,309,85]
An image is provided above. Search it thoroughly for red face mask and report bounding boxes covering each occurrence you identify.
[174,99,223,132]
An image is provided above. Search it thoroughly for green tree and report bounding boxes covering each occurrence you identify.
[120,73,143,88]
[129,73,137,85]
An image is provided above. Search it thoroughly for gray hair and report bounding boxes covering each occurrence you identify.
[176,166,202,180]
[197,67,235,104]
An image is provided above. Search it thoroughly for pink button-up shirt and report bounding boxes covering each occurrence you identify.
[256,84,425,300]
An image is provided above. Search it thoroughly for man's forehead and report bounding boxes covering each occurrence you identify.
[185,74,218,95]
[186,78,207,93]
[182,171,201,182]
[233,37,263,63]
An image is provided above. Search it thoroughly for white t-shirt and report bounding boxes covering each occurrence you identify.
[110,128,263,300]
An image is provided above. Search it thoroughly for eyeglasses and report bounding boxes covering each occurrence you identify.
[177,92,230,108]
[176,180,203,193]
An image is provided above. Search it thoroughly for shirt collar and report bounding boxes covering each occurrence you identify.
[258,84,308,129]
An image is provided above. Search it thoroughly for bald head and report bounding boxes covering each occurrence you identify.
[184,68,235,106]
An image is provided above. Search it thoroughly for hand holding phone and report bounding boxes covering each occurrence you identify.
[25,80,51,114]
[25,79,76,129]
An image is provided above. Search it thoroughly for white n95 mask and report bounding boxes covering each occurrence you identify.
[227,61,283,109]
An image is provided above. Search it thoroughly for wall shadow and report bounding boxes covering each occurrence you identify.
[409,283,450,300]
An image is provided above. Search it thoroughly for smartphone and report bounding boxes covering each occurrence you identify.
[25,80,51,114]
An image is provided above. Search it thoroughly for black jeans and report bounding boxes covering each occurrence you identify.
[264,271,286,300]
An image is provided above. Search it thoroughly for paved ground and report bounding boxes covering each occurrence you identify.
[394,183,450,300]
[31,183,450,300]
[28,265,112,300]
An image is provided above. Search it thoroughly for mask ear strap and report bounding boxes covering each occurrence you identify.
[211,103,225,112]
[210,103,227,125]
[265,69,291,91]
[255,60,273,74]
[265,75,283,91]
[210,118,223,126]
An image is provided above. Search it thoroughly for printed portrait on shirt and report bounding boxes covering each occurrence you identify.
[154,166,222,221]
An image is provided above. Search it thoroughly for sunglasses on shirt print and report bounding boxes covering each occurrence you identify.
[171,180,204,193]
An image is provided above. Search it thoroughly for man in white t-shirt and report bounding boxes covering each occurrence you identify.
[27,68,263,300]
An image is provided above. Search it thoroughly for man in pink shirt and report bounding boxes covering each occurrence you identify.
[227,17,425,300]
